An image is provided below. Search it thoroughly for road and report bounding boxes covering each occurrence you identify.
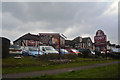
[2,61,120,78]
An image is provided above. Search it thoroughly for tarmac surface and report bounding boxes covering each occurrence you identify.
[2,61,120,78]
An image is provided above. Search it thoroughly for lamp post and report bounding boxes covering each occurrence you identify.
[38,44,39,57]
[58,34,67,60]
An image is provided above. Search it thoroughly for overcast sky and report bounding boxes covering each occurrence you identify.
[2,1,118,44]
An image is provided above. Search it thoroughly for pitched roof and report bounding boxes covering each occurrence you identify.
[13,33,39,43]
[65,40,73,43]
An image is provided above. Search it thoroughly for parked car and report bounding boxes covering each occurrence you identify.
[101,51,105,54]
[21,46,42,57]
[77,49,91,54]
[9,45,22,55]
[67,49,81,56]
[56,49,69,55]
[21,46,29,56]
[77,49,84,53]
[107,51,110,54]
[39,46,59,55]
[29,46,43,57]
[101,50,110,54]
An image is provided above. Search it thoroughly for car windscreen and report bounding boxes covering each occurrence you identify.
[45,47,55,51]
[71,49,79,52]
[29,47,38,51]
[67,49,71,52]
[10,45,20,49]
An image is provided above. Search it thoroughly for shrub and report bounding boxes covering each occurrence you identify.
[101,53,106,58]
[82,50,90,58]
[94,55,99,58]
[78,50,95,58]
[61,54,78,59]
[37,53,59,61]
[106,53,120,59]
[37,53,78,61]
[88,54,95,58]
[95,51,101,56]
[114,52,120,55]
[78,53,84,58]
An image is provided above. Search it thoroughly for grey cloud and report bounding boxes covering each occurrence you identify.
[2,2,27,21]
[3,2,110,22]
[2,12,23,30]
[2,2,117,44]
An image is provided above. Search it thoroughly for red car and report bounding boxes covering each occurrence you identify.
[67,49,81,56]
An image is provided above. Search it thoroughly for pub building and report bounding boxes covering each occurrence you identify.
[13,33,65,49]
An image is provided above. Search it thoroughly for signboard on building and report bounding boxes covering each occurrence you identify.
[39,33,60,45]
[39,33,65,48]
[27,40,39,46]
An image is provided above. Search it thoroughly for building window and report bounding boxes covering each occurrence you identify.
[80,38,82,42]
[88,43,91,46]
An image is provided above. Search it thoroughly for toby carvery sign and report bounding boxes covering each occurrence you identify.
[39,33,59,45]
[94,30,107,46]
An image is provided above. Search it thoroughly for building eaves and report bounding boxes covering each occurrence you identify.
[13,33,39,43]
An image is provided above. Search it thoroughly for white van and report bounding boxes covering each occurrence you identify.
[39,46,59,55]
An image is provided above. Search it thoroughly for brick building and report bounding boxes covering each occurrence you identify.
[65,40,74,48]
[65,36,93,50]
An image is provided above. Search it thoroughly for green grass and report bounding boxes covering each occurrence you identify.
[2,56,46,67]
[32,63,120,78]
[2,56,119,74]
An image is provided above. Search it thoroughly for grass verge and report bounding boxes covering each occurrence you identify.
[2,56,119,74]
[31,63,120,78]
